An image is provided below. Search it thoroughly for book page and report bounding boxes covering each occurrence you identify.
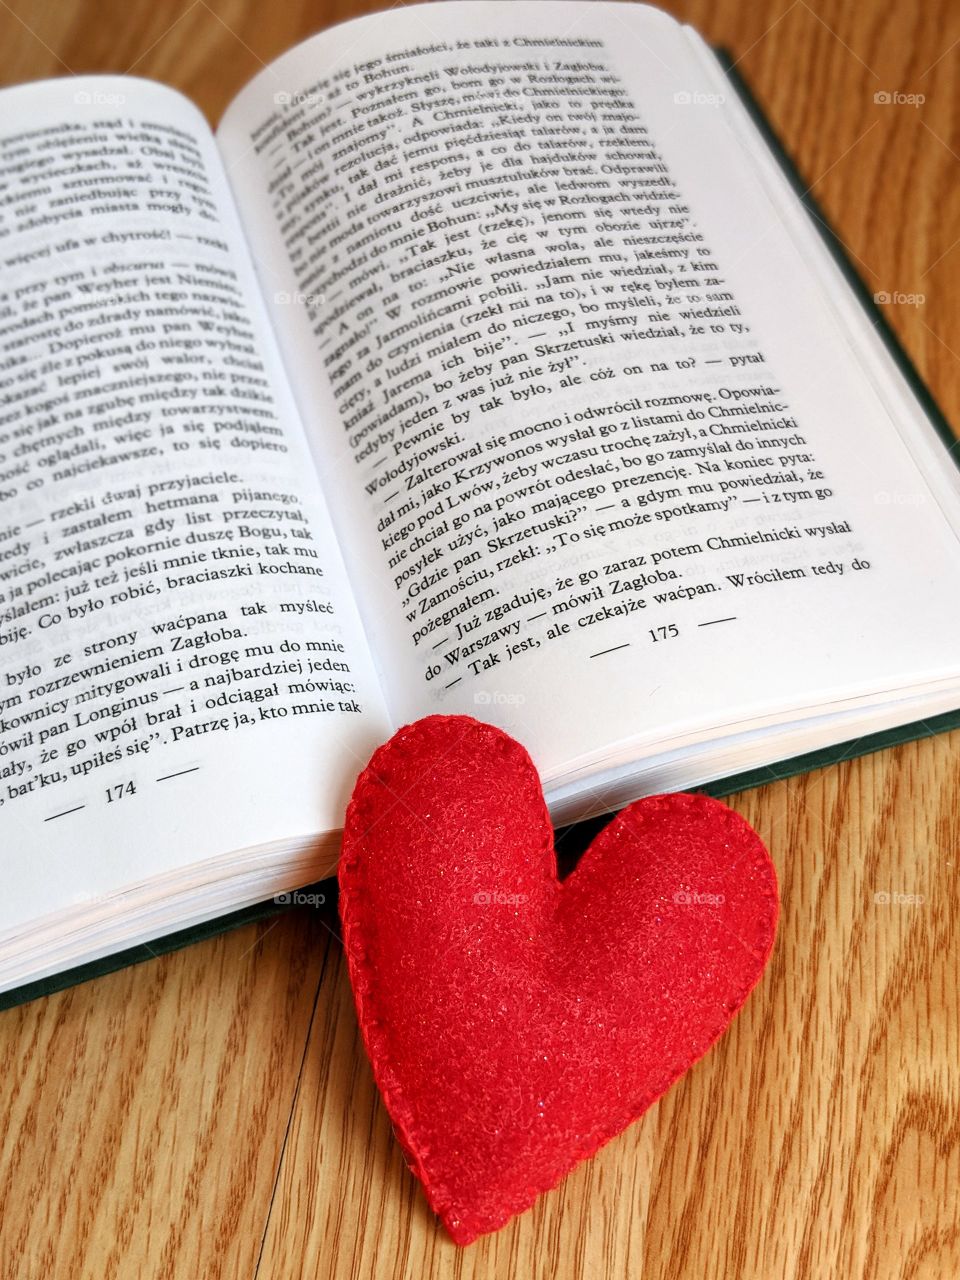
[0,77,391,939]
[217,1,960,784]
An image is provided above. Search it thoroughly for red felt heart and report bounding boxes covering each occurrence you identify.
[339,715,779,1245]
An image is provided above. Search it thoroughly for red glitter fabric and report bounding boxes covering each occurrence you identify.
[339,715,779,1245]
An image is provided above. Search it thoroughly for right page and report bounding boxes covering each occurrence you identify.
[216,0,960,787]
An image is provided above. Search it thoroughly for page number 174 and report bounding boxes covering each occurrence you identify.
[105,781,137,803]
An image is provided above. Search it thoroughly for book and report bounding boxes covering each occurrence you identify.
[2,0,959,1004]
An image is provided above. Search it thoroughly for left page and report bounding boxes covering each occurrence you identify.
[0,76,391,945]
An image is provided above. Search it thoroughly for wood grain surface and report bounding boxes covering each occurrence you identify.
[2,1,959,1276]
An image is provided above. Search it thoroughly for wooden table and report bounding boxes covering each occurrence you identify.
[2,1,959,1276]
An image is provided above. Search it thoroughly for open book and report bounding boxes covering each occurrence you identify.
[2,0,960,998]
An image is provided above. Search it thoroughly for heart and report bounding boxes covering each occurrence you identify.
[339,715,779,1245]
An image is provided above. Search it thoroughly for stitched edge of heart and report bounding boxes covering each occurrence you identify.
[339,715,779,1245]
